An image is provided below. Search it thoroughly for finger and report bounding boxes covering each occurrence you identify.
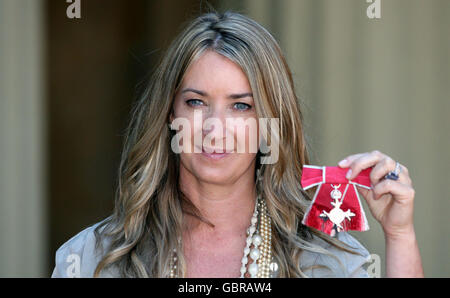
[372,178,415,201]
[338,153,366,168]
[371,159,412,186]
[370,156,395,185]
[346,150,385,180]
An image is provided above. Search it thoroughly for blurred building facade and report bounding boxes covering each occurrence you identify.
[0,0,448,277]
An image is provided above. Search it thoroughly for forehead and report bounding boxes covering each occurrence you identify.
[180,51,251,93]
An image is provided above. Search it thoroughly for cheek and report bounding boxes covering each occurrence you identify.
[171,106,201,153]
[230,118,259,154]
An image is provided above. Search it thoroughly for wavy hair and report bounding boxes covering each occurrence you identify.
[93,11,357,278]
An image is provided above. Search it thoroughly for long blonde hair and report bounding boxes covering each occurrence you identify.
[94,11,355,278]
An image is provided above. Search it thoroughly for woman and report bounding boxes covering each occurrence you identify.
[51,11,423,278]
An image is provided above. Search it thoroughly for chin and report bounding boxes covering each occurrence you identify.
[189,155,239,184]
[180,152,255,185]
[194,163,237,185]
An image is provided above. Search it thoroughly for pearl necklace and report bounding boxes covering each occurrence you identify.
[169,196,278,278]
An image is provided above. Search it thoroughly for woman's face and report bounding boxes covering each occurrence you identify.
[171,51,258,185]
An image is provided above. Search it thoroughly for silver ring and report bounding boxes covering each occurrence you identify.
[384,161,401,180]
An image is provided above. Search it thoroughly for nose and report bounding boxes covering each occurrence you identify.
[201,105,229,149]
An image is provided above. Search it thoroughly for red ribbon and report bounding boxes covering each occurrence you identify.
[301,165,372,236]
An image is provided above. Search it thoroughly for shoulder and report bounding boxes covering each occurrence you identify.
[300,232,371,278]
[51,218,118,278]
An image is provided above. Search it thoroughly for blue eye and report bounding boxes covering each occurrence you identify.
[234,102,251,111]
[186,99,204,106]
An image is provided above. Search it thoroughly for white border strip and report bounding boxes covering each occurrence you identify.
[352,183,370,231]
[301,183,322,226]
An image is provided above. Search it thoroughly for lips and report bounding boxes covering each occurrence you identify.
[199,146,234,160]
[202,146,233,154]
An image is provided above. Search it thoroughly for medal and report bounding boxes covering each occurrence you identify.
[319,184,355,236]
[300,165,372,236]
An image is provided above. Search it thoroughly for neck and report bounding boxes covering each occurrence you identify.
[178,164,257,236]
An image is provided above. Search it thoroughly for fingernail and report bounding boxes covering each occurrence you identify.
[346,169,352,179]
[338,159,347,166]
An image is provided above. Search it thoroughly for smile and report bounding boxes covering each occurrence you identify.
[199,146,234,160]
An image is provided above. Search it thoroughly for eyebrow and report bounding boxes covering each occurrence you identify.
[181,88,253,99]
